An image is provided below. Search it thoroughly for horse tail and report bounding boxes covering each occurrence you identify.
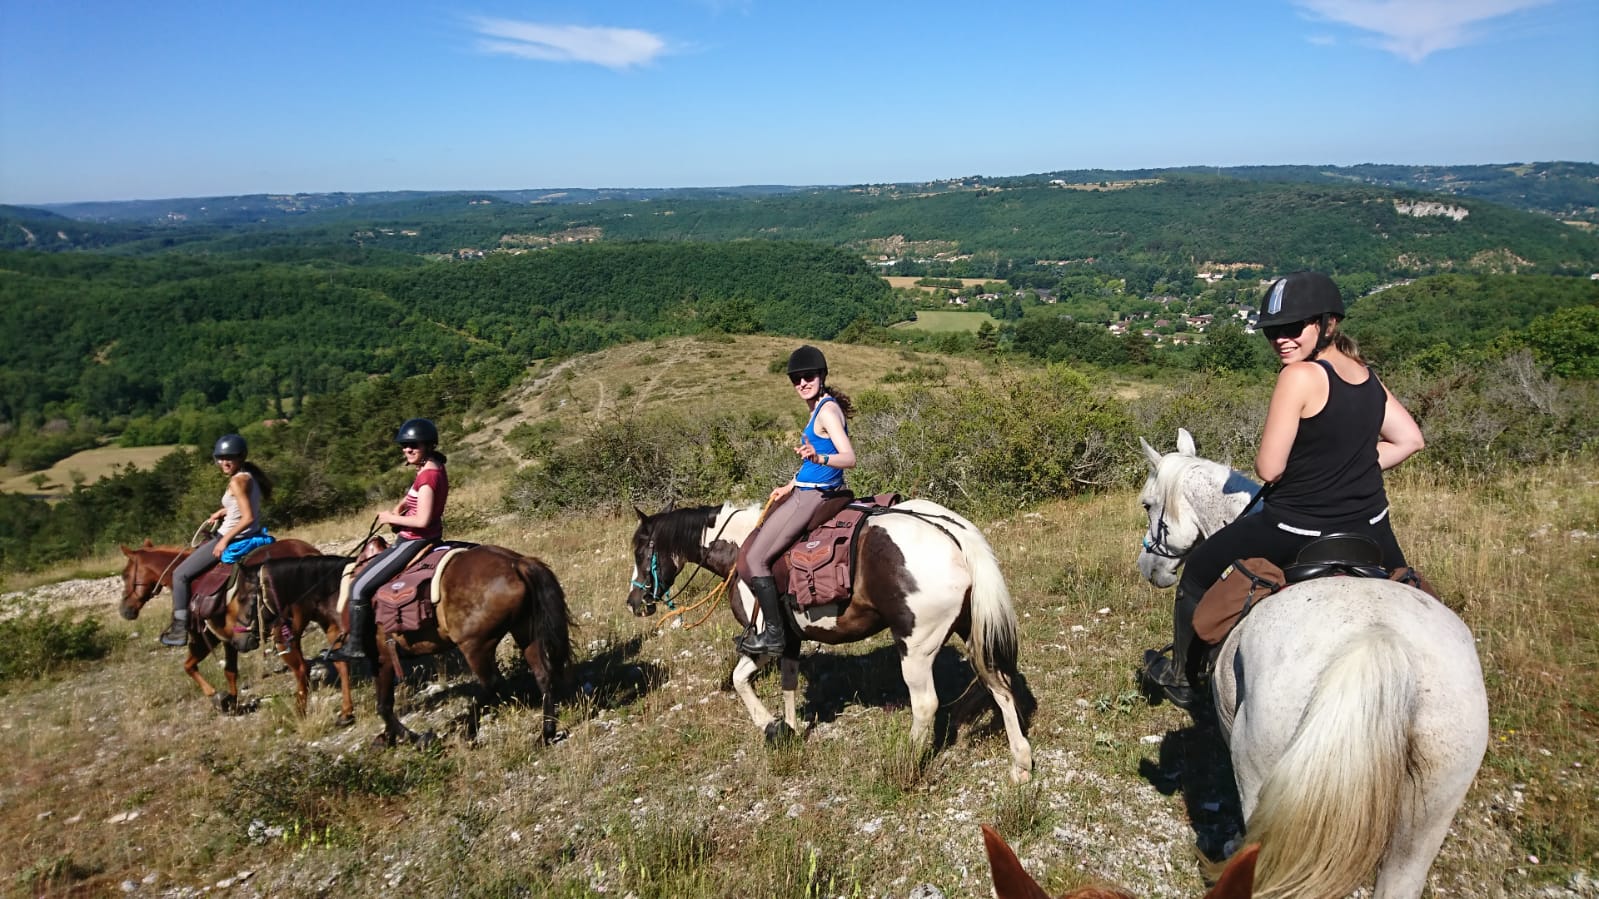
[1232,624,1417,899]
[928,505,1019,686]
[513,554,572,683]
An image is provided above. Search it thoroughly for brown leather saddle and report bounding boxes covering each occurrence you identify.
[1193,533,1437,645]
[187,540,306,625]
[752,491,903,612]
[350,540,473,634]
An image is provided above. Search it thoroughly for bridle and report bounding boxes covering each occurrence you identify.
[630,540,678,610]
[630,507,746,611]
[1140,509,1188,561]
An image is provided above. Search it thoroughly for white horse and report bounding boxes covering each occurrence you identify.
[626,499,1034,783]
[1136,429,1489,899]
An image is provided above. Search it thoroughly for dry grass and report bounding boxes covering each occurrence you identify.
[2,346,1595,896]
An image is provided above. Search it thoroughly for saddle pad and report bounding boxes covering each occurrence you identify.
[372,543,470,636]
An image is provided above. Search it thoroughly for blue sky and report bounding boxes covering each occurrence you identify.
[2,0,1596,205]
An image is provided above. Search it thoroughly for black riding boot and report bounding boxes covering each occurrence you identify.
[328,597,371,662]
[734,576,787,658]
[1142,587,1201,709]
[158,611,189,648]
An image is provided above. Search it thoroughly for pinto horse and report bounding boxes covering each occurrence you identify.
[626,499,1034,783]
[229,544,572,747]
[983,824,1258,898]
[1135,429,1488,899]
[118,538,318,711]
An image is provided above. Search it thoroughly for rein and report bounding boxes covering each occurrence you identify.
[649,503,760,631]
[133,521,214,605]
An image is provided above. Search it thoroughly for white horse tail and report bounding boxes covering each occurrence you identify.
[927,504,1019,684]
[1236,624,1418,899]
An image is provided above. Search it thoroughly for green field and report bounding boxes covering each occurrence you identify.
[0,444,180,499]
[890,310,999,333]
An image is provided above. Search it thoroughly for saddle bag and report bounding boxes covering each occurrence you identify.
[1193,558,1286,644]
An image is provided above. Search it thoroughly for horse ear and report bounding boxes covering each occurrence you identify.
[142,538,154,548]
[120,544,134,557]
[1204,843,1259,899]
[981,825,1054,899]
[1177,428,1197,457]
[634,506,648,522]
[1139,436,1163,470]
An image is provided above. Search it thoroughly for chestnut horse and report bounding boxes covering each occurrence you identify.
[626,500,1034,783]
[228,544,572,746]
[983,824,1257,898]
[117,538,318,711]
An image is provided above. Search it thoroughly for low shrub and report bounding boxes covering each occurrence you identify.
[0,602,114,686]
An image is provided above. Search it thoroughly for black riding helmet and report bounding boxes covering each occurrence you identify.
[1257,271,1345,328]
[213,434,247,459]
[786,345,828,377]
[1258,271,1346,359]
[395,418,439,446]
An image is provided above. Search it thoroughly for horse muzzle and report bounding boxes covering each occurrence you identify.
[626,592,657,617]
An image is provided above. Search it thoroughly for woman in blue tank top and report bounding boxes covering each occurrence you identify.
[1142,271,1426,708]
[735,345,858,658]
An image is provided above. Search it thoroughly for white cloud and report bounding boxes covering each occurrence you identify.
[1293,0,1554,63]
[470,17,668,70]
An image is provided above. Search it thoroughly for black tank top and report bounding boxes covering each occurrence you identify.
[1267,359,1389,528]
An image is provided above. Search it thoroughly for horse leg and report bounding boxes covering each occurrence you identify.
[519,639,560,744]
[373,640,415,747]
[972,659,1034,784]
[779,655,800,732]
[183,646,217,704]
[731,654,790,741]
[457,638,502,744]
[333,660,356,727]
[899,642,940,749]
[217,644,239,714]
[283,644,310,717]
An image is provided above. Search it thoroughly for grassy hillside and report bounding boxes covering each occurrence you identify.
[2,337,1593,896]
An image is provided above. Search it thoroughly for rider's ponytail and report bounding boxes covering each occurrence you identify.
[823,385,854,418]
[241,461,274,501]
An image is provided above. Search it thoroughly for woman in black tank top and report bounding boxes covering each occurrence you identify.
[1142,272,1426,709]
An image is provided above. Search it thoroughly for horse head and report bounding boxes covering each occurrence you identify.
[225,565,267,653]
[982,824,1258,898]
[1136,429,1206,588]
[626,506,682,617]
[117,543,185,620]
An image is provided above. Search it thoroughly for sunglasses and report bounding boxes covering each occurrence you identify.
[214,455,241,463]
[1262,318,1317,341]
[400,443,424,451]
[788,370,822,385]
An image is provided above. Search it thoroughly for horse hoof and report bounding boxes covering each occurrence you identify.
[763,720,797,744]
[1010,766,1033,785]
[413,731,439,751]
[212,694,238,714]
[334,714,356,729]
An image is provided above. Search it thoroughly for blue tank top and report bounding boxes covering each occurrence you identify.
[794,395,845,490]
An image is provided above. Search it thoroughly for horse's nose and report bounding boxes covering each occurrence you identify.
[119,606,138,621]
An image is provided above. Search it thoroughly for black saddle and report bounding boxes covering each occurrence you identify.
[1283,533,1389,583]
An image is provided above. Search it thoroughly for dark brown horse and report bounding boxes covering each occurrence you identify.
[224,553,357,727]
[227,544,572,746]
[983,824,1258,899]
[118,538,319,711]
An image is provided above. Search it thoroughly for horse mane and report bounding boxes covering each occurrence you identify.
[265,554,352,594]
[648,504,726,557]
[1156,452,1259,531]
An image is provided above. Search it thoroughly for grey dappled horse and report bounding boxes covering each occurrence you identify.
[1136,429,1488,899]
